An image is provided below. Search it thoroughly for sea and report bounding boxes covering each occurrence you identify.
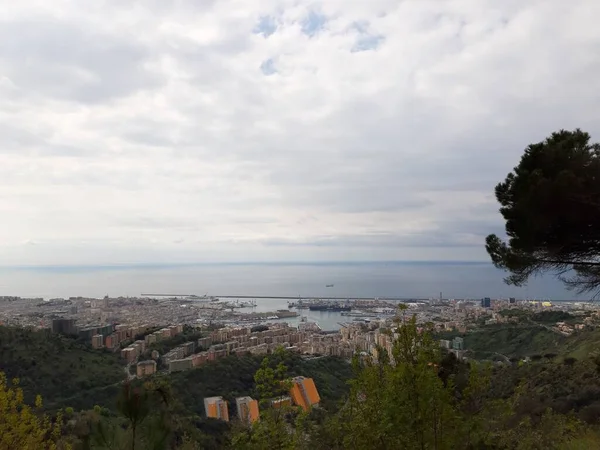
[0,261,589,331]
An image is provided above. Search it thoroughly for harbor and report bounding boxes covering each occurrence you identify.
[134,294,403,331]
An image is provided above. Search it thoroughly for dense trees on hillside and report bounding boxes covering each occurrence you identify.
[486,129,600,294]
[9,312,600,447]
[0,326,124,411]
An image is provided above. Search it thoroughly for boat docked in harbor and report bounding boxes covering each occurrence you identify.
[308,303,351,312]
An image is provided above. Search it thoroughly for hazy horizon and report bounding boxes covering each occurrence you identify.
[0,261,591,301]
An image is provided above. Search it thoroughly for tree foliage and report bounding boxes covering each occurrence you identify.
[76,379,173,450]
[486,129,600,293]
[232,347,311,450]
[0,371,68,450]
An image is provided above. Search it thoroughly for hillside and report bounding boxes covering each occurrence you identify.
[0,326,125,410]
[464,325,567,359]
[490,357,600,424]
[169,353,352,417]
[0,326,353,417]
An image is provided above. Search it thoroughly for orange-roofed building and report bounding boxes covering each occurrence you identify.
[289,376,320,411]
[236,396,259,424]
[204,396,229,422]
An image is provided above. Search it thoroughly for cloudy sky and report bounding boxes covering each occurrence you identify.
[1,0,599,266]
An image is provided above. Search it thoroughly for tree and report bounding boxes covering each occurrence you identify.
[485,129,600,294]
[338,313,469,450]
[84,380,171,450]
[232,347,310,450]
[0,371,68,450]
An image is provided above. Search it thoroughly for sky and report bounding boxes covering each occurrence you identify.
[1,0,599,267]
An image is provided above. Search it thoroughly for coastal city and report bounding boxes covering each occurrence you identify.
[2,292,600,425]
[2,293,600,367]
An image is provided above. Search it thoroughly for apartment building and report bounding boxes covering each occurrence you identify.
[136,360,157,377]
[235,396,259,424]
[204,396,229,421]
[91,334,104,349]
[169,357,193,373]
[121,347,137,363]
[289,376,320,411]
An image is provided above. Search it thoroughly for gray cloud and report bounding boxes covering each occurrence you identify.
[0,0,598,265]
[0,18,162,103]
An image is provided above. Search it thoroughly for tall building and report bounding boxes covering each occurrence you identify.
[136,360,157,377]
[481,297,491,308]
[51,318,77,336]
[91,334,104,349]
[236,396,259,424]
[509,297,516,304]
[204,396,229,421]
[121,347,137,363]
[289,376,320,411]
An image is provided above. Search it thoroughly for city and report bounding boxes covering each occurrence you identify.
[3,294,599,373]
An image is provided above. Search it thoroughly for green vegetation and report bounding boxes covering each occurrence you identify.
[0,372,69,449]
[498,308,529,321]
[486,128,600,293]
[465,326,565,358]
[490,357,600,425]
[7,316,600,448]
[0,326,124,411]
[531,310,574,323]
[169,353,352,417]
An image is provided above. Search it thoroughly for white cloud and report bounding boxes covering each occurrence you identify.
[0,0,599,264]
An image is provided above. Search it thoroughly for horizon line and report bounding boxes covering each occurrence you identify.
[0,260,493,272]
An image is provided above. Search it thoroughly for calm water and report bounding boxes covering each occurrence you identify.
[225,297,352,331]
[0,261,586,302]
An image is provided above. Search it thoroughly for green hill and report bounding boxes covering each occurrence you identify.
[0,326,125,410]
[463,325,567,359]
[169,353,352,417]
[490,357,600,424]
[0,326,353,416]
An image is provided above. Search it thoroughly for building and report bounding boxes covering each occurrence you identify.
[481,297,491,308]
[51,318,77,336]
[271,396,292,409]
[236,396,259,424]
[168,357,193,373]
[121,347,137,363]
[78,324,114,341]
[105,334,119,350]
[509,297,516,304]
[136,360,157,377]
[204,396,229,421]
[289,376,320,411]
[452,337,464,351]
[91,334,104,349]
[198,337,212,349]
[181,341,195,356]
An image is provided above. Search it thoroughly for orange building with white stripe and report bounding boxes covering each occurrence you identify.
[236,396,259,424]
[204,396,229,422]
[289,376,320,411]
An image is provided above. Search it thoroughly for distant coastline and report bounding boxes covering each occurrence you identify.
[0,260,493,272]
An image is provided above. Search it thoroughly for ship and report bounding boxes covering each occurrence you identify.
[326,284,334,288]
[308,304,351,312]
